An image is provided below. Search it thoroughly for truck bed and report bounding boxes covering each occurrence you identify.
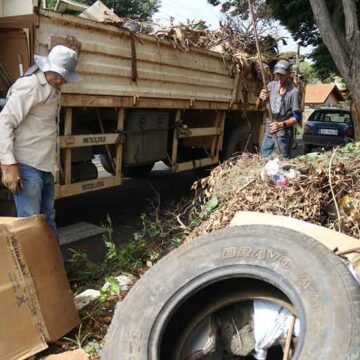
[35,10,259,108]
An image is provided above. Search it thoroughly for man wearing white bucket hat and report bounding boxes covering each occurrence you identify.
[0,45,82,238]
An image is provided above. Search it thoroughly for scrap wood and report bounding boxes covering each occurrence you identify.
[151,18,277,80]
[283,315,296,360]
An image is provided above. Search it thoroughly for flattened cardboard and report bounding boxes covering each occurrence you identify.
[231,211,360,277]
[0,216,80,342]
[43,349,89,359]
[0,225,47,360]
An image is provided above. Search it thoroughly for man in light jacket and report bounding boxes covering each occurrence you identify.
[0,45,82,238]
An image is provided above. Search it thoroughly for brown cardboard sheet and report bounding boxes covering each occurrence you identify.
[0,215,80,360]
[0,225,47,360]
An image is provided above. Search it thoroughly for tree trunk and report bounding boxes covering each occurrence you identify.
[351,91,360,139]
[309,0,360,139]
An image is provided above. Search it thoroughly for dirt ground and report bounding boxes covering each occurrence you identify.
[55,162,197,261]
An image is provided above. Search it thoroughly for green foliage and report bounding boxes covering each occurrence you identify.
[67,212,184,289]
[103,0,160,20]
[310,41,339,80]
[63,324,90,349]
[266,0,341,81]
[99,276,121,302]
[343,143,360,158]
[46,0,160,20]
[206,196,219,212]
[299,61,318,84]
[84,340,102,355]
[208,0,272,20]
[207,0,360,81]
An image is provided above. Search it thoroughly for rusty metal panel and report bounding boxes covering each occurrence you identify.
[35,10,242,104]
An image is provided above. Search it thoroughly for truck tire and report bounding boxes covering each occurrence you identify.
[103,225,360,360]
[222,126,252,160]
[99,154,154,178]
[303,144,312,154]
[123,164,154,178]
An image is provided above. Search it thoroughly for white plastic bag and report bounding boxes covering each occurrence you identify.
[260,158,302,187]
[253,300,300,360]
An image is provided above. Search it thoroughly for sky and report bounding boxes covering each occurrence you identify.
[154,0,311,56]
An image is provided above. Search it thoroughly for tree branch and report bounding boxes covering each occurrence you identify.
[341,0,360,42]
[309,0,351,82]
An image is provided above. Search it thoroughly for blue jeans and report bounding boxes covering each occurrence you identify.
[261,130,293,158]
[14,163,58,239]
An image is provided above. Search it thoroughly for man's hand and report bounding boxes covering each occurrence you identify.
[1,164,22,195]
[259,89,269,102]
[270,121,283,134]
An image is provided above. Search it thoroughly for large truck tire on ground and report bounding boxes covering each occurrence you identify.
[103,215,360,359]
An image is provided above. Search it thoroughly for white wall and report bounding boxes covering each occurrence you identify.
[324,93,339,106]
[2,0,34,17]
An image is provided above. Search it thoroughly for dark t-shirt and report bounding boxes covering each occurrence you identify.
[265,81,300,135]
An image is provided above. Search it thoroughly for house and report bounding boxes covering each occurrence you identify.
[304,83,345,120]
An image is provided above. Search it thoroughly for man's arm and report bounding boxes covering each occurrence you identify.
[0,77,37,165]
[270,89,301,132]
[256,83,271,109]
[0,77,38,194]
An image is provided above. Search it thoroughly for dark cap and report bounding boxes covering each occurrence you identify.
[274,60,291,75]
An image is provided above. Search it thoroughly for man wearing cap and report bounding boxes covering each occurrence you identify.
[0,45,81,237]
[256,60,301,158]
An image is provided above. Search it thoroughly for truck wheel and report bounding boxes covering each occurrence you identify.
[123,164,154,178]
[99,154,154,178]
[303,144,312,154]
[222,126,252,160]
[103,225,360,360]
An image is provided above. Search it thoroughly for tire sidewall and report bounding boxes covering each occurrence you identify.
[103,226,360,360]
[222,125,251,160]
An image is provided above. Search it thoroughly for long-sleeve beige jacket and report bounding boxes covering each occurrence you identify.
[0,70,60,173]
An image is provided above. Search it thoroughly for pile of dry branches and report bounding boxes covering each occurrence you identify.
[186,147,360,242]
[151,18,280,68]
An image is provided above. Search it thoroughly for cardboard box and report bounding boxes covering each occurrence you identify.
[0,216,80,360]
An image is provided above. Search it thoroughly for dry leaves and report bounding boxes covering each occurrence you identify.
[187,150,360,242]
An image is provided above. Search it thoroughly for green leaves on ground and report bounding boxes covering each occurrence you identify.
[66,210,189,290]
[206,196,219,212]
[344,143,360,157]
[99,276,121,302]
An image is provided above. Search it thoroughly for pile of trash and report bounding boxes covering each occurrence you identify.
[189,145,360,241]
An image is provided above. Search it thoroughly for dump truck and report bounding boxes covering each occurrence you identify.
[0,0,264,215]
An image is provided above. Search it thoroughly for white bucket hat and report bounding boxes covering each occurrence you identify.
[34,45,82,83]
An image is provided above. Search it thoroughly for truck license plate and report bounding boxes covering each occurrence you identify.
[319,129,338,135]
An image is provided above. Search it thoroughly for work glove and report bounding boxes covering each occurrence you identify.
[1,164,22,195]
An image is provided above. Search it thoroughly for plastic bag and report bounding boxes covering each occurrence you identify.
[260,158,301,187]
[253,300,300,360]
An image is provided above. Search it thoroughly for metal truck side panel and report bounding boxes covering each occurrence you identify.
[36,10,243,104]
